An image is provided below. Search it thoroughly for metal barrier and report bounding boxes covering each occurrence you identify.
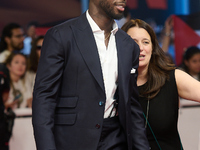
[9,108,36,150]
[8,100,200,150]
[179,99,200,150]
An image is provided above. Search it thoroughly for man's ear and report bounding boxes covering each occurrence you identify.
[5,36,11,45]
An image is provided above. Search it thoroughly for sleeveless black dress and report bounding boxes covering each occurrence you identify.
[138,70,183,150]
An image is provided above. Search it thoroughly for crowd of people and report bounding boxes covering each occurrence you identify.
[0,22,43,150]
[0,1,200,150]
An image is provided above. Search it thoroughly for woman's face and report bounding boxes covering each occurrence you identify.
[36,39,44,58]
[8,54,26,77]
[127,27,153,69]
[185,53,200,75]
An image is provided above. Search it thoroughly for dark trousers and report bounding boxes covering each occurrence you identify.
[97,116,128,150]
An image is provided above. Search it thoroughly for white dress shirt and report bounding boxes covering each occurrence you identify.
[86,10,118,118]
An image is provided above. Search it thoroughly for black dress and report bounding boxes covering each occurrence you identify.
[138,70,183,150]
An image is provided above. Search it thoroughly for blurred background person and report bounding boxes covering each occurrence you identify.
[0,23,24,63]
[4,53,32,109]
[0,63,10,150]
[179,46,200,81]
[20,21,38,56]
[178,46,200,106]
[26,35,44,91]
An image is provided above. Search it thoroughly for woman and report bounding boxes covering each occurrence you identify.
[179,46,200,81]
[26,35,44,90]
[4,53,32,109]
[179,46,200,106]
[121,19,200,150]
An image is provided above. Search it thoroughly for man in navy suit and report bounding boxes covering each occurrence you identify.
[32,0,149,149]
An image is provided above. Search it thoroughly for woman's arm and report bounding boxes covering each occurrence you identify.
[175,69,200,102]
[161,16,173,53]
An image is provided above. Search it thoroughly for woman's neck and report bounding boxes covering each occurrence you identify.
[137,67,148,86]
[10,73,20,82]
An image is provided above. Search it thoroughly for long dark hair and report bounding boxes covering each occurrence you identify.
[121,19,176,99]
[28,35,44,73]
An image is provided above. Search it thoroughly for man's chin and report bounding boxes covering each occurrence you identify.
[113,13,124,20]
[114,17,124,20]
[15,47,24,51]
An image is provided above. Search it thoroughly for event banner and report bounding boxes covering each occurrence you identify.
[127,0,167,9]
[173,13,200,65]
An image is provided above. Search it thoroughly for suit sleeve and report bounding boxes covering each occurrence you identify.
[32,27,65,150]
[130,42,150,150]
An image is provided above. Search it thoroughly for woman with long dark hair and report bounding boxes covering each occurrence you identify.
[122,19,200,150]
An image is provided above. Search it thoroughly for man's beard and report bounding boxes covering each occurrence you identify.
[100,1,124,20]
[11,42,24,51]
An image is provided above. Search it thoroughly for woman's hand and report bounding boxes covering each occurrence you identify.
[27,97,33,108]
[4,100,19,109]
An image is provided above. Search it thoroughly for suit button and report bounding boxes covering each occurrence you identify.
[99,101,104,106]
[95,124,101,129]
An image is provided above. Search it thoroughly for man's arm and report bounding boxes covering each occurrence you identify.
[32,27,65,150]
[130,43,150,150]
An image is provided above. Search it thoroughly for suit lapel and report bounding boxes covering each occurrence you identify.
[116,31,131,103]
[70,13,105,92]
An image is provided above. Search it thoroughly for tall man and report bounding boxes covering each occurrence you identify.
[0,23,24,63]
[32,0,149,149]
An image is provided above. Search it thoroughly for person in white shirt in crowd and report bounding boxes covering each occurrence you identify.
[4,53,32,109]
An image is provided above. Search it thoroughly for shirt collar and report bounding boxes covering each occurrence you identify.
[86,10,118,35]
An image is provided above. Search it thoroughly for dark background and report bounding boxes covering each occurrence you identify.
[1,0,200,33]
[0,0,81,32]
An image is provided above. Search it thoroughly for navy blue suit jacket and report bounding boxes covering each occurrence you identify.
[32,12,149,150]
